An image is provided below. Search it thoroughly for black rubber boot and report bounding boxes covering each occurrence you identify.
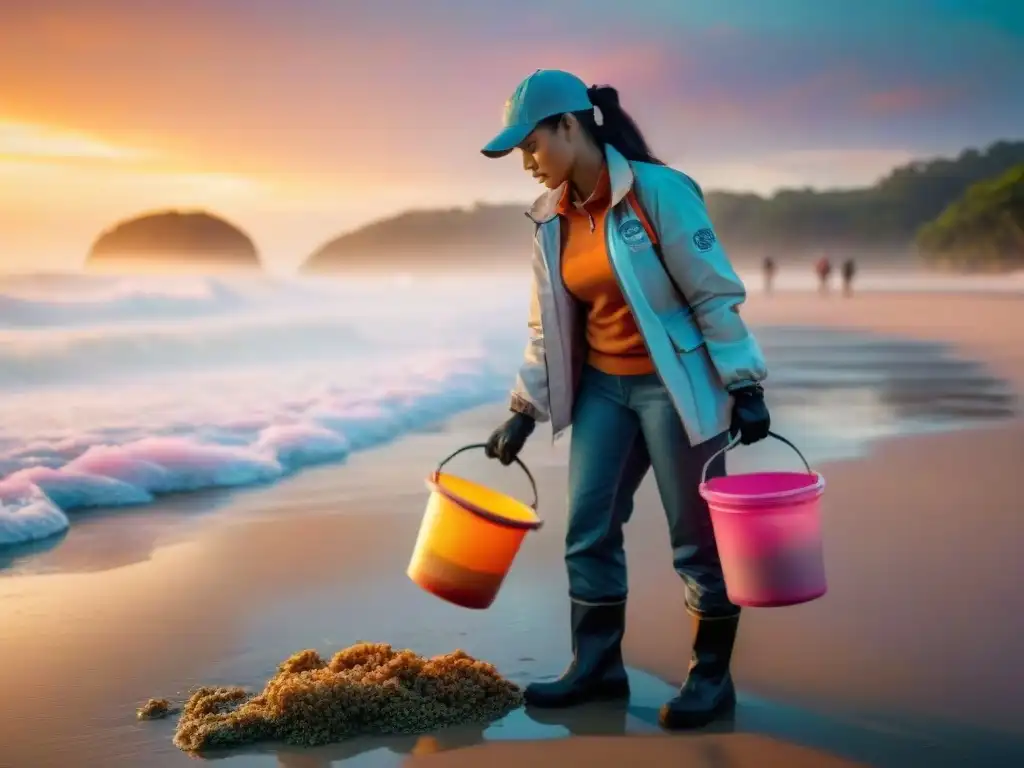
[524,600,630,708]
[659,613,739,730]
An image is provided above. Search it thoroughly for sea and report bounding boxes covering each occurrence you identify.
[0,268,1020,549]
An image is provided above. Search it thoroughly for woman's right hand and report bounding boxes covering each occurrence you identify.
[484,412,536,466]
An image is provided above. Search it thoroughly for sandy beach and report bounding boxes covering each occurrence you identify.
[1,292,1023,768]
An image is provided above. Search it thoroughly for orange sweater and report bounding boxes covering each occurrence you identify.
[559,166,654,376]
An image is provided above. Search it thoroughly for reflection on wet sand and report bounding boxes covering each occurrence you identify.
[214,669,1023,767]
[759,327,1017,427]
[230,725,490,767]
[0,484,238,575]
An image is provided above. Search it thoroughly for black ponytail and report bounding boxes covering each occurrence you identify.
[584,85,662,164]
[536,85,664,165]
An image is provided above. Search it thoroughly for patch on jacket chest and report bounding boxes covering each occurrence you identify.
[618,219,652,252]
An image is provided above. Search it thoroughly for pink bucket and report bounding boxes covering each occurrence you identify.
[700,432,827,608]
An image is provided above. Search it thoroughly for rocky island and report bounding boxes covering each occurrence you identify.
[87,210,261,273]
[301,203,529,274]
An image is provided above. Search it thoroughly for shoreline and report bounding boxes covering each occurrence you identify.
[0,292,1023,767]
[3,292,1020,563]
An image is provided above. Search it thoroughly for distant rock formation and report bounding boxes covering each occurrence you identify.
[301,203,531,273]
[87,210,260,273]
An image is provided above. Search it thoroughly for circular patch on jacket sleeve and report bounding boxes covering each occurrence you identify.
[692,227,717,252]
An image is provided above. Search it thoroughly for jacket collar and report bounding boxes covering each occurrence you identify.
[526,144,635,224]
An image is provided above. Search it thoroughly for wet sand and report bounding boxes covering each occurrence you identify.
[1,293,1023,768]
[742,291,1024,392]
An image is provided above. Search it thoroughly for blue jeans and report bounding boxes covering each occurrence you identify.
[566,365,737,618]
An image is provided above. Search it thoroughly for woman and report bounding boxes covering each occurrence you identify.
[479,69,771,731]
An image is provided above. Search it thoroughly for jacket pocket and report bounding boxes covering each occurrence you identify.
[661,309,730,442]
[662,309,705,353]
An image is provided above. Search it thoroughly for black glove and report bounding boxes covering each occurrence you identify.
[484,412,536,466]
[730,384,770,445]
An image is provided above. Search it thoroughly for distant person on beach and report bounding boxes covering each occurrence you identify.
[479,70,770,731]
[815,255,833,294]
[763,255,777,295]
[841,258,857,297]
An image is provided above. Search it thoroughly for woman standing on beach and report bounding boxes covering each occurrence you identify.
[480,70,770,730]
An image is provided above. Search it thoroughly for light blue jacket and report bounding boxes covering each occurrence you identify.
[510,145,768,446]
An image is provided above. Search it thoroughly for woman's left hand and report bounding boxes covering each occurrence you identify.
[730,385,770,445]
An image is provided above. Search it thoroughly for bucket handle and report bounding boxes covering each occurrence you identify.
[701,431,814,485]
[432,443,539,511]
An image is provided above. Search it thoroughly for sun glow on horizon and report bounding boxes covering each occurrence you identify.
[0,120,151,162]
[0,120,286,271]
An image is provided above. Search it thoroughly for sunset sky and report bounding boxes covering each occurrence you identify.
[2,0,1023,272]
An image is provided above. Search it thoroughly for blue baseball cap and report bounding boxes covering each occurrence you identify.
[481,69,593,158]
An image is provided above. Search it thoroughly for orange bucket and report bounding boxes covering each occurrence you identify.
[407,443,543,609]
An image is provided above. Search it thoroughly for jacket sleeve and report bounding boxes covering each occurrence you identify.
[509,268,551,421]
[647,169,768,390]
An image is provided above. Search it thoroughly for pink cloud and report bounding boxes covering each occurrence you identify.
[860,85,963,115]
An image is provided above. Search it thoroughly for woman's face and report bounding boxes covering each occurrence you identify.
[519,117,577,190]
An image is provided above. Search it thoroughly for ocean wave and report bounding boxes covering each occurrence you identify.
[0,273,518,389]
[0,275,247,328]
[0,316,375,389]
[0,271,529,547]
[0,350,516,547]
[0,273,350,329]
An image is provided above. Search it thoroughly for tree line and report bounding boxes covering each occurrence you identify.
[915,163,1024,271]
[295,138,1024,272]
[703,140,1024,263]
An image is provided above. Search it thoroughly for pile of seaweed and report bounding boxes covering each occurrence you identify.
[140,643,523,752]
